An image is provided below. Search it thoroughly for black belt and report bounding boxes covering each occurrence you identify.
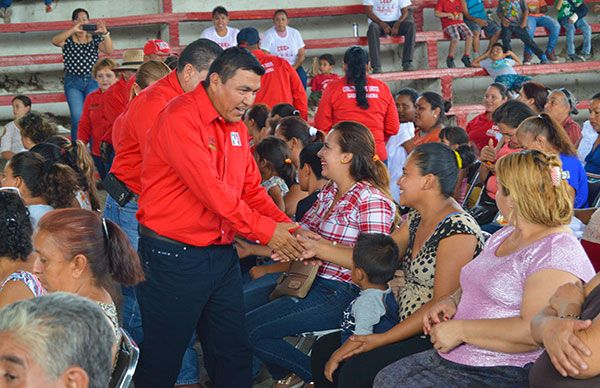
[139,225,190,248]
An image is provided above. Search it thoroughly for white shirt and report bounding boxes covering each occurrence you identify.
[0,121,26,156]
[200,26,240,49]
[363,0,412,23]
[262,26,305,66]
[578,120,598,163]
[386,122,415,203]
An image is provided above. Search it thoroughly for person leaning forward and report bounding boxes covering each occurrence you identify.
[133,47,307,388]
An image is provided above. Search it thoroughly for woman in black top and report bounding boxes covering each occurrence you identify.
[51,8,113,140]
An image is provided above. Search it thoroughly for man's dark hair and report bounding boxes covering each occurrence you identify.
[203,46,265,87]
[318,54,336,66]
[492,42,505,52]
[492,100,535,129]
[212,6,228,17]
[352,233,399,285]
[177,38,223,73]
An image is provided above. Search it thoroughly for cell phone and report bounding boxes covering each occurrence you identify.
[81,24,97,32]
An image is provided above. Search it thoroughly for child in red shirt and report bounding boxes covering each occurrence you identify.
[435,0,474,68]
[309,54,340,109]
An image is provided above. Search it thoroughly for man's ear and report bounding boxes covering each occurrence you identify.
[60,366,89,388]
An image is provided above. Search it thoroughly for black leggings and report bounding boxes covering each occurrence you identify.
[310,332,433,388]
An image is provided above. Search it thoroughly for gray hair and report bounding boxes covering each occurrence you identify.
[0,292,114,388]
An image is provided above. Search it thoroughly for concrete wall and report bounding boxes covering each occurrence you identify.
[1,0,599,124]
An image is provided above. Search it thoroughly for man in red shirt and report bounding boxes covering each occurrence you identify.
[133,47,305,387]
[236,27,308,120]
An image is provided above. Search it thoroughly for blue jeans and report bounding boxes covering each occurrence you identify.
[134,236,252,387]
[246,277,359,382]
[0,0,52,6]
[103,197,200,385]
[243,271,281,313]
[561,17,592,56]
[64,72,98,140]
[296,66,307,89]
[525,15,560,56]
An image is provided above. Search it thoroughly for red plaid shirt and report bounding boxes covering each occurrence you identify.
[300,180,396,283]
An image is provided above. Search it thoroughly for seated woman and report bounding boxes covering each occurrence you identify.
[0,190,45,308]
[1,151,79,227]
[245,121,397,387]
[516,113,588,208]
[374,150,595,387]
[310,142,485,388]
[31,208,144,342]
[16,112,56,150]
[413,92,451,146]
[466,83,509,152]
[529,273,600,386]
[517,80,548,114]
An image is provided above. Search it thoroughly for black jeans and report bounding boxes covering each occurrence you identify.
[500,24,545,59]
[310,331,432,388]
[367,19,416,70]
[133,234,252,387]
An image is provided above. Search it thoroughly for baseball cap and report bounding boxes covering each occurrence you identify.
[237,27,260,47]
[144,39,172,56]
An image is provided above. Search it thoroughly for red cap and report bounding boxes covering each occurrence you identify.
[143,39,171,56]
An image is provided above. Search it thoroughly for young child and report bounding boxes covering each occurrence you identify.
[472,43,530,92]
[435,0,474,68]
[309,54,340,109]
[461,0,502,58]
[1,95,30,161]
[324,233,400,382]
[255,136,296,211]
[497,0,549,63]
[439,126,478,204]
[555,0,592,62]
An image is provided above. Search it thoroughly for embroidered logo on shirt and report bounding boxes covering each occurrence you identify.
[230,132,242,147]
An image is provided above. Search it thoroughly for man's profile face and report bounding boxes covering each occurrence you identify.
[210,69,261,123]
[0,332,59,387]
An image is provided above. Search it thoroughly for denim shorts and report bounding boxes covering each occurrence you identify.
[465,18,500,37]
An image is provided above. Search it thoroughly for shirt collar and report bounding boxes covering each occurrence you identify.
[193,85,221,127]
[167,70,185,95]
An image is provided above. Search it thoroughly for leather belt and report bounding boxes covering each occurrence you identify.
[139,225,190,248]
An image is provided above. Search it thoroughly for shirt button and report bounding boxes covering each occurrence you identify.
[255,240,260,244]
[221,230,225,234]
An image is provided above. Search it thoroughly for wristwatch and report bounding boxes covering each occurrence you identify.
[103,31,111,37]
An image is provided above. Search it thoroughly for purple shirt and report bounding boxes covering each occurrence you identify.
[441,226,595,368]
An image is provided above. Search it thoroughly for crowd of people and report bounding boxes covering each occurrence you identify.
[1,2,600,388]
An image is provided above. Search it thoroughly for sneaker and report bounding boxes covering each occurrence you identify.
[546,50,559,64]
[461,55,472,67]
[446,57,456,68]
[568,54,585,62]
[402,62,414,71]
[581,53,592,61]
[523,52,532,65]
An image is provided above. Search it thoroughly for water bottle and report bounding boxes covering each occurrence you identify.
[352,23,359,37]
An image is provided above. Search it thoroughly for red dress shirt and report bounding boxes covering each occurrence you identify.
[314,76,399,160]
[77,89,109,156]
[137,85,291,246]
[101,75,136,144]
[110,71,182,194]
[252,49,308,120]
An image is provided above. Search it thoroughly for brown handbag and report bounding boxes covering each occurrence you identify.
[269,261,320,300]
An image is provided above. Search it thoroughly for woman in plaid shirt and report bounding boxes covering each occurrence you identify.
[246,121,396,387]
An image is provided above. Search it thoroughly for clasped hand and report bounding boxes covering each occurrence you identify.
[268,223,321,262]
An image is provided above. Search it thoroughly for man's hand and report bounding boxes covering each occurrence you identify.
[501,17,510,27]
[380,22,392,35]
[475,18,488,27]
[249,265,270,280]
[268,223,305,261]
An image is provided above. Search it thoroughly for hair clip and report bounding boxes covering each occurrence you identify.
[309,126,318,137]
[550,166,562,186]
[284,158,293,164]
[372,154,380,162]
[454,151,463,169]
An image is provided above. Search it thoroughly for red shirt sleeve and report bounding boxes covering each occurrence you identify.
[314,80,335,133]
[77,94,93,143]
[287,62,308,120]
[435,0,444,12]
[382,83,400,141]
[160,113,284,245]
[310,75,318,92]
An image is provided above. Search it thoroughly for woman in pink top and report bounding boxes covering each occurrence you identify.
[374,150,595,387]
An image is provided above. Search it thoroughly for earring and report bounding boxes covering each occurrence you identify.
[341,159,350,164]
[433,114,438,118]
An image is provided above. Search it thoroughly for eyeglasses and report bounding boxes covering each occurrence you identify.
[0,187,22,197]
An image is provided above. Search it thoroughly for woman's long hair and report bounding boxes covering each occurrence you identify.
[343,46,370,110]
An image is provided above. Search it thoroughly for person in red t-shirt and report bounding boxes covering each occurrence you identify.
[133,47,307,388]
[435,0,474,68]
[77,58,117,179]
[309,53,340,109]
[466,83,509,152]
[314,46,399,161]
[236,27,308,120]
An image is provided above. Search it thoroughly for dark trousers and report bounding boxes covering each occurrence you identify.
[310,331,432,388]
[500,24,545,59]
[367,20,416,70]
[133,234,252,388]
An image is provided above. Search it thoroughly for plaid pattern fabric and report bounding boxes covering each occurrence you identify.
[444,23,474,40]
[300,181,396,283]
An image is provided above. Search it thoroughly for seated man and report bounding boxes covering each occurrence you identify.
[0,292,115,388]
[365,0,416,72]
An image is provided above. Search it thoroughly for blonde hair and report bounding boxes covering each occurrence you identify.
[135,60,171,90]
[91,58,117,77]
[496,150,573,227]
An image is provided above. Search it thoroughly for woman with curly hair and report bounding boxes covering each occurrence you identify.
[16,112,57,150]
[0,190,46,309]
[1,151,79,227]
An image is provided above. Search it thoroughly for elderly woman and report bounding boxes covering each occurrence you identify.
[32,209,144,341]
[52,8,113,140]
[374,150,595,387]
[0,293,115,387]
[466,83,509,152]
[545,88,582,148]
[0,190,45,309]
